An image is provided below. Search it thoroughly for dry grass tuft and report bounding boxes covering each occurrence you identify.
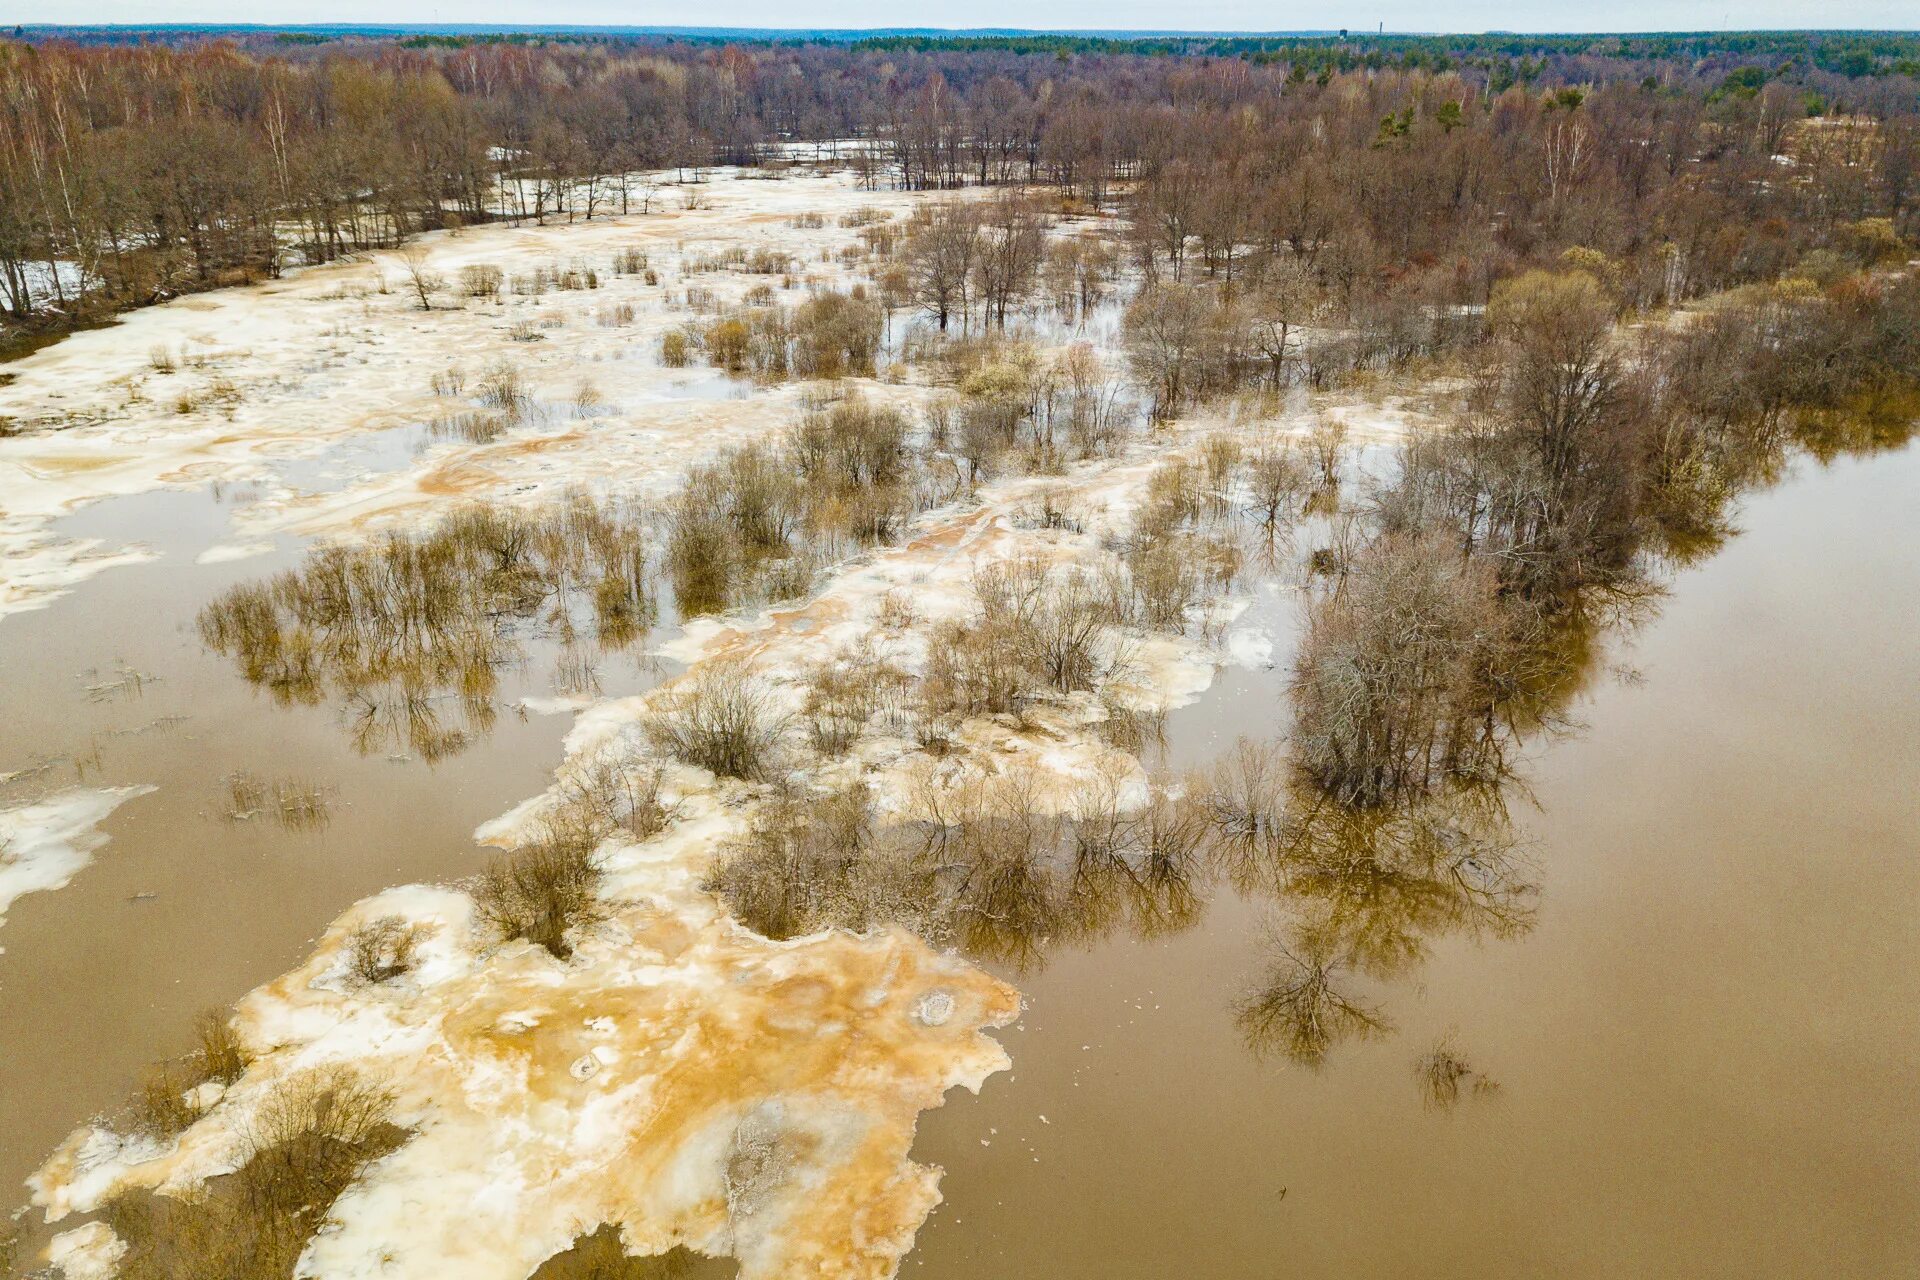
[196,1012,249,1085]
[124,1011,249,1139]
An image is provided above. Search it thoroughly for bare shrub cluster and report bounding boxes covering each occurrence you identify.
[126,1012,251,1140]
[473,821,607,960]
[686,288,884,382]
[642,658,785,782]
[920,557,1126,728]
[1295,271,1920,817]
[199,496,653,761]
[802,637,913,757]
[924,340,1137,483]
[664,397,928,616]
[104,1068,405,1280]
[705,769,1209,966]
[343,916,428,985]
[1291,532,1514,807]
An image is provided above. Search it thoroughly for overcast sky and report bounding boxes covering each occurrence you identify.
[8,2,1913,31]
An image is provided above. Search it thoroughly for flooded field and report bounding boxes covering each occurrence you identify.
[2,168,1915,1279]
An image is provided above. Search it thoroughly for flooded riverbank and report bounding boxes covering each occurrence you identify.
[0,478,663,1200]
[11,432,1911,1277]
[905,440,1920,1277]
[2,169,1915,1280]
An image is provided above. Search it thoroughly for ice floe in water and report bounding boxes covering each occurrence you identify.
[193,541,275,566]
[31,875,1018,1280]
[0,785,156,942]
[46,1220,126,1280]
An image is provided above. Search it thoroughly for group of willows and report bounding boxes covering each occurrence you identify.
[2,28,1917,352]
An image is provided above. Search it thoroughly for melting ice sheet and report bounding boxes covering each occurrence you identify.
[0,786,155,944]
[31,863,1019,1280]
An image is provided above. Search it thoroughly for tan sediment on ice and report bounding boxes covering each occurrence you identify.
[45,1220,124,1280]
[16,166,1427,1278]
[32,867,1016,1280]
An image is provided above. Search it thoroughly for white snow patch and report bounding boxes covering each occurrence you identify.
[1225,626,1276,668]
[0,785,156,938]
[46,1220,125,1280]
[194,541,274,565]
[516,694,592,717]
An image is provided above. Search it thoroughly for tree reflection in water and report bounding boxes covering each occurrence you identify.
[708,274,1920,1077]
[199,497,655,762]
[1233,774,1537,1066]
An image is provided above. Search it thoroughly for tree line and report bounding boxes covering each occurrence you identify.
[2,31,1917,354]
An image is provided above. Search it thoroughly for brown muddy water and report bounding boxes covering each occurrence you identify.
[905,441,1920,1278]
[0,451,665,1202]
[3,437,1917,1277]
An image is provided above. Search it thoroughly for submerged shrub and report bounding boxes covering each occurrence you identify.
[198,496,651,761]
[703,787,919,940]
[475,361,534,421]
[789,397,915,545]
[472,824,606,960]
[129,1061,210,1139]
[921,617,1042,722]
[663,445,802,614]
[1291,531,1512,806]
[104,1067,404,1280]
[557,756,675,841]
[237,1068,401,1214]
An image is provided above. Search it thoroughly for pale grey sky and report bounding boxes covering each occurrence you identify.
[7,2,1914,32]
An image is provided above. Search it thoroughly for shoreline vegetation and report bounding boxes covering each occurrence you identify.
[2,22,1918,1280]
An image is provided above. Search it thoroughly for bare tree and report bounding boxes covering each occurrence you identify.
[972,190,1050,329]
[1122,281,1215,419]
[1248,255,1319,387]
[396,244,443,311]
[907,200,980,331]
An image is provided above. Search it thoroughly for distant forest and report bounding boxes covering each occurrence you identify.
[2,27,1916,353]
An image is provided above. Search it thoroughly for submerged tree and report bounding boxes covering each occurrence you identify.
[1291,532,1515,807]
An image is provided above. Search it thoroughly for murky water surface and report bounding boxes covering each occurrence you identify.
[2,430,1915,1276]
[906,442,1920,1278]
[0,435,662,1199]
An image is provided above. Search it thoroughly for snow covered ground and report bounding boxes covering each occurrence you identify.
[0,168,923,621]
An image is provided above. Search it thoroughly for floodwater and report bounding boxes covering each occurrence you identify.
[2,424,1916,1278]
[904,441,1920,1277]
[0,434,664,1201]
